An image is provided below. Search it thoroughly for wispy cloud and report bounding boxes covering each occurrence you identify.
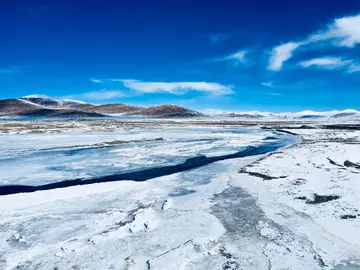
[210,33,230,45]
[121,80,234,95]
[299,57,352,70]
[90,78,103,83]
[269,92,281,96]
[92,78,234,96]
[308,14,360,47]
[347,63,360,73]
[267,13,360,71]
[66,90,126,101]
[261,81,275,88]
[212,50,248,66]
[267,42,302,71]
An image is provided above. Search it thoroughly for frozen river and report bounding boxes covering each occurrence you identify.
[0,126,297,195]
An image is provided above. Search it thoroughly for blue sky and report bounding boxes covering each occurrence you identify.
[0,0,360,112]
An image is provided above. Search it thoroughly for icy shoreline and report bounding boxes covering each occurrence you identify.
[235,128,360,269]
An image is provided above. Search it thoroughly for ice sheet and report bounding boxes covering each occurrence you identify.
[0,126,275,186]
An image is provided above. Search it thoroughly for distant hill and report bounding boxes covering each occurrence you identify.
[86,103,144,114]
[20,95,88,109]
[0,98,104,118]
[0,99,39,116]
[128,105,202,118]
[0,95,203,118]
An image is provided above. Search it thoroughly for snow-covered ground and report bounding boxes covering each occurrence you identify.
[1,120,360,269]
[0,158,253,270]
[236,128,360,269]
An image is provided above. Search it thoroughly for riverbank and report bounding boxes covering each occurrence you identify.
[235,127,360,269]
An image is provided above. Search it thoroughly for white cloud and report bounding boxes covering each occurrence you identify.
[299,57,352,70]
[347,63,360,73]
[309,14,360,47]
[269,92,281,96]
[212,50,247,66]
[226,51,247,64]
[261,81,275,88]
[66,90,126,101]
[267,42,302,71]
[121,80,234,95]
[267,13,360,71]
[90,78,103,83]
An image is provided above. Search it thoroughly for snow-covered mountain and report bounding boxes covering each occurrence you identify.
[202,109,360,120]
[280,109,360,119]
[20,95,88,109]
[202,109,272,118]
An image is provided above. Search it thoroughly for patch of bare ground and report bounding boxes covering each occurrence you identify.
[238,168,287,181]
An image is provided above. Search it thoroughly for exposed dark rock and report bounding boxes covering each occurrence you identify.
[306,194,341,204]
[313,254,326,268]
[275,129,298,135]
[340,214,357,219]
[161,200,169,210]
[295,196,307,200]
[344,160,360,169]
[292,178,307,185]
[239,168,287,181]
[219,247,233,259]
[327,158,343,167]
[222,261,240,270]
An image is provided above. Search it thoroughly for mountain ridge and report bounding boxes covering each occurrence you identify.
[1,95,359,119]
[0,96,203,118]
